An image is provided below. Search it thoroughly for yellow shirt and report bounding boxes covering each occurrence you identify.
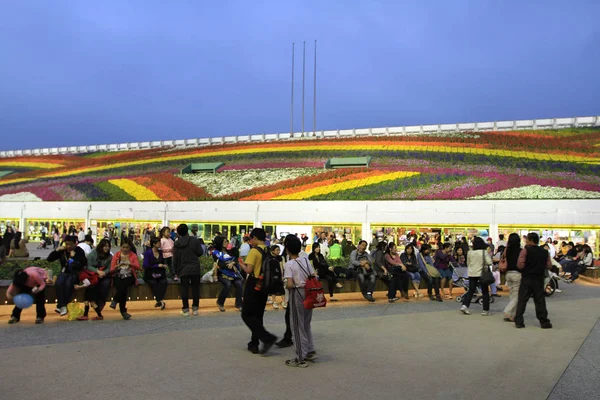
[245,244,266,277]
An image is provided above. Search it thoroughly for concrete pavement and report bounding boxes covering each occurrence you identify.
[0,279,599,400]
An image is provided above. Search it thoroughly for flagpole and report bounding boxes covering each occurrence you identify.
[313,39,317,136]
[302,41,306,136]
[290,42,295,137]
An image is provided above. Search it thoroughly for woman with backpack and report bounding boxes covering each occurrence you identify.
[460,237,493,316]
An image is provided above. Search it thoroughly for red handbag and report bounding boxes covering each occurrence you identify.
[498,249,508,273]
[295,259,327,309]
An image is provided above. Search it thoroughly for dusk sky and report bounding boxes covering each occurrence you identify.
[0,0,599,151]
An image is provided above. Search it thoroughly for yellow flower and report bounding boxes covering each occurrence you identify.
[274,171,420,200]
[109,179,161,201]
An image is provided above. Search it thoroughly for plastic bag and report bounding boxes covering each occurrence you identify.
[67,302,84,321]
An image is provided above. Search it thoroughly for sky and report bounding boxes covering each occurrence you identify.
[0,0,599,151]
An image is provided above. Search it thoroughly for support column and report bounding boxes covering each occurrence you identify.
[85,204,92,232]
[19,203,26,238]
[489,223,499,243]
[254,203,262,229]
[362,203,370,242]
[162,203,169,228]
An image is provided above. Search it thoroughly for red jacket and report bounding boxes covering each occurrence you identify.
[110,251,141,285]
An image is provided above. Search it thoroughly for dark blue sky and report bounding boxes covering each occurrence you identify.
[1,1,599,151]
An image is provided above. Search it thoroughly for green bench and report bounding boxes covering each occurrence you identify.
[324,157,372,169]
[180,162,225,174]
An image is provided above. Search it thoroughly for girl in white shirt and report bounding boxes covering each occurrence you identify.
[283,235,317,368]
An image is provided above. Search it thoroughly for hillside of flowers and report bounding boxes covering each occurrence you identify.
[1,128,600,201]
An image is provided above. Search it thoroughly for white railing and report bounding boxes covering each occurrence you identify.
[1,115,598,158]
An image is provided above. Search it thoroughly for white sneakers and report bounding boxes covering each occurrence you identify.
[60,307,67,316]
[460,305,471,315]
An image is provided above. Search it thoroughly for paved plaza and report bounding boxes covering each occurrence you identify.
[1,277,599,400]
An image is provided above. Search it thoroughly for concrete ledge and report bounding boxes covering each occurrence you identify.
[583,267,600,280]
[0,277,433,304]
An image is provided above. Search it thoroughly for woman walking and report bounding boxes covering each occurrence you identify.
[143,238,168,310]
[501,233,522,321]
[460,237,493,316]
[110,238,141,320]
[283,235,317,368]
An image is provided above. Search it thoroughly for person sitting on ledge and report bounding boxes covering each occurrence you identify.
[349,240,376,302]
[8,232,29,259]
[309,243,341,302]
[48,235,87,317]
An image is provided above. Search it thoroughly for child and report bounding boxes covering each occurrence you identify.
[270,245,285,309]
[7,267,52,324]
[283,234,317,368]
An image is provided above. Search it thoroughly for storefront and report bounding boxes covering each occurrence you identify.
[371,224,490,249]
[169,221,254,243]
[91,219,163,246]
[0,219,20,235]
[498,225,599,255]
[25,218,85,242]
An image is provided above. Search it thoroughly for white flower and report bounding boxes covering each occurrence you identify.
[0,192,43,201]
[178,168,322,196]
[471,185,600,200]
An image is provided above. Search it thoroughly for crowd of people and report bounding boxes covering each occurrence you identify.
[4,224,597,365]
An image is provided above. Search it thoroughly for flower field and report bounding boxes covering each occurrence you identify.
[1,128,599,201]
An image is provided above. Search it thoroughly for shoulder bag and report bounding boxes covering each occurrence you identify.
[498,249,508,273]
[480,250,495,285]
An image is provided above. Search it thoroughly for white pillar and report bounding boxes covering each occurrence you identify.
[489,223,499,242]
[361,222,370,243]
[85,204,92,232]
[254,203,262,228]
[19,203,26,237]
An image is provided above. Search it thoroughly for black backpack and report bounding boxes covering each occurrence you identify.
[254,247,285,295]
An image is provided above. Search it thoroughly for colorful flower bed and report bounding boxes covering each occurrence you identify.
[0,128,599,200]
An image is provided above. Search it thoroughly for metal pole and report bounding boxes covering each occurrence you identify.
[290,43,295,137]
[302,41,306,136]
[313,39,317,136]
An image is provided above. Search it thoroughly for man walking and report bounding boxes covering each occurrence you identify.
[514,232,553,329]
[240,228,278,354]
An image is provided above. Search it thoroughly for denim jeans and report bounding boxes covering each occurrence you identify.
[356,272,376,295]
[55,273,77,308]
[407,271,421,283]
[217,276,243,308]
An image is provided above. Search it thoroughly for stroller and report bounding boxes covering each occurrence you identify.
[450,262,495,305]
[37,237,52,249]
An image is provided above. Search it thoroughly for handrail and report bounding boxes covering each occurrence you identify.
[1,115,598,158]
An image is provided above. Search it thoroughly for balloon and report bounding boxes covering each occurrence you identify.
[13,293,34,309]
